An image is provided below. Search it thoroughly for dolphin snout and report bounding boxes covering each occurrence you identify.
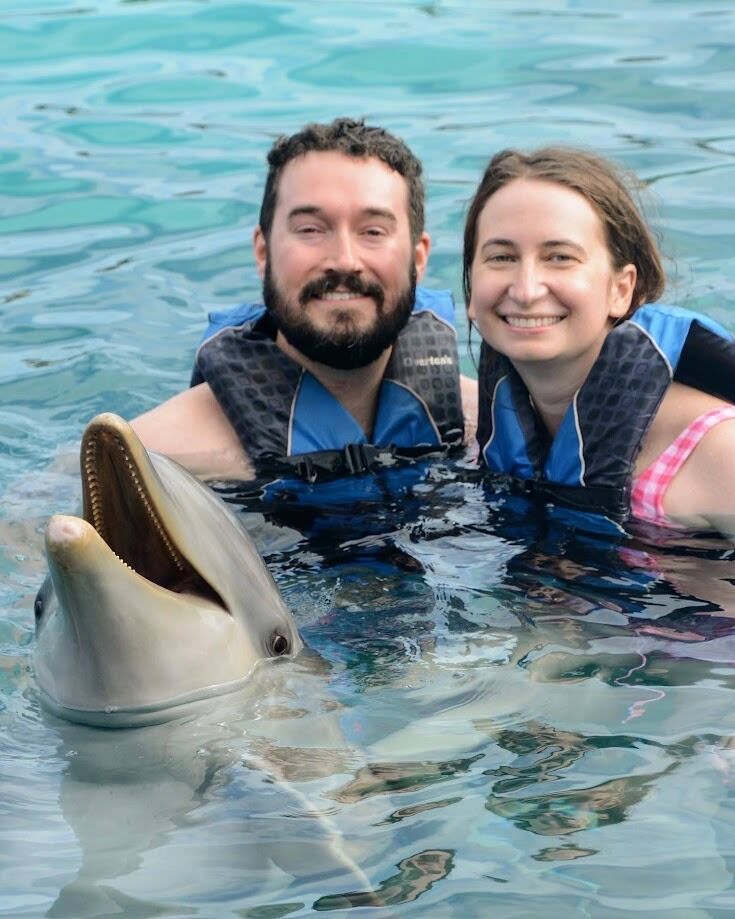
[47,515,86,542]
[45,515,98,568]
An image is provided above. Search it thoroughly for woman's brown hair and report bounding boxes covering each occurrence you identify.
[462,147,665,319]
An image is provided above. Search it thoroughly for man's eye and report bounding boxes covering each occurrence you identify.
[485,253,515,263]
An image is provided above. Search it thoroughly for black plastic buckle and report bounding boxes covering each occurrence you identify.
[294,455,318,484]
[342,442,379,475]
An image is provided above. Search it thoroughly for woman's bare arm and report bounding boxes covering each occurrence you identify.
[639,383,735,539]
[665,418,735,539]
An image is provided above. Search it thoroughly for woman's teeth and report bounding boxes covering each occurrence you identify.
[504,316,562,328]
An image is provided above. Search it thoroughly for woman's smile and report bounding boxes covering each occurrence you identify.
[501,315,565,329]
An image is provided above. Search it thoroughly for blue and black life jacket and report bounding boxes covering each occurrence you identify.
[191,287,465,481]
[477,304,735,522]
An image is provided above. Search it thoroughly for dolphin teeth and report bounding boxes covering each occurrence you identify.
[83,429,187,575]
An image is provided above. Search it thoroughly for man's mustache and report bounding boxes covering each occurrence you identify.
[299,271,385,309]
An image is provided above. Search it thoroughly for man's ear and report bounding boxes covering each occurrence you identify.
[414,232,430,282]
[253,227,267,280]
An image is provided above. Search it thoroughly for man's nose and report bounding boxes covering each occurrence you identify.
[509,260,547,305]
[325,228,360,273]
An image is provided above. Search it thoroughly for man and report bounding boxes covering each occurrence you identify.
[132,117,476,480]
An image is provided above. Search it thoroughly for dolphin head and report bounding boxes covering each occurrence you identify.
[35,413,302,726]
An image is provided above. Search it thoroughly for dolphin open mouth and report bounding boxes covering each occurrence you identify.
[81,417,225,608]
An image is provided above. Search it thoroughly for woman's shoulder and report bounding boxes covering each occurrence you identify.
[637,383,732,472]
[646,384,735,534]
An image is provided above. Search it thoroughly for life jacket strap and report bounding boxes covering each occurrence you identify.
[277,442,449,483]
[525,479,629,522]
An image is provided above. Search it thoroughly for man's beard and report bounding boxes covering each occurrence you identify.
[263,263,416,371]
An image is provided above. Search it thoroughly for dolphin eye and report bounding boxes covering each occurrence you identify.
[34,596,44,620]
[270,633,290,656]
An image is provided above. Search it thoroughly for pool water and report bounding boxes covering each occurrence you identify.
[2,1,735,916]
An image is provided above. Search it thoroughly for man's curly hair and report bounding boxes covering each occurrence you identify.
[258,117,424,243]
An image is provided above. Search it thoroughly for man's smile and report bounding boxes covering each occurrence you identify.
[316,291,372,302]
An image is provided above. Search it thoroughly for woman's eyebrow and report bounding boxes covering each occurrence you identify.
[478,237,587,252]
[479,237,516,252]
[287,205,324,220]
[541,238,586,253]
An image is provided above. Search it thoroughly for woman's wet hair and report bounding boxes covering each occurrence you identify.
[462,146,665,318]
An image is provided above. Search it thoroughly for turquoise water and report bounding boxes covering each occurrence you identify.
[2,0,735,915]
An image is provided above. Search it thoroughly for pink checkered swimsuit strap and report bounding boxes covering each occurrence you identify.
[630,405,735,527]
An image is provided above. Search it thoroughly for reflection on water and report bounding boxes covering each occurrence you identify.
[314,848,456,911]
[485,723,677,836]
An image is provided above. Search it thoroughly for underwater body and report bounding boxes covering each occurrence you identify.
[3,0,735,916]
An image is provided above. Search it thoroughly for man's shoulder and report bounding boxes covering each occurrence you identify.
[412,287,456,327]
[130,385,254,479]
[198,302,267,346]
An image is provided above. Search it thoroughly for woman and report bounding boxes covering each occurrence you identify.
[464,147,735,535]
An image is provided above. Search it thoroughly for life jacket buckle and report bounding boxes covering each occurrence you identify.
[294,455,318,484]
[342,442,381,475]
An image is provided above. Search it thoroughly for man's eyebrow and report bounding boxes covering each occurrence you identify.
[286,206,398,224]
[361,207,397,224]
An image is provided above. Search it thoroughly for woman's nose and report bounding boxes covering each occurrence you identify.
[508,260,547,304]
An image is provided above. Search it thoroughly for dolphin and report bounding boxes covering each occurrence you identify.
[34,412,302,726]
[30,415,392,910]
